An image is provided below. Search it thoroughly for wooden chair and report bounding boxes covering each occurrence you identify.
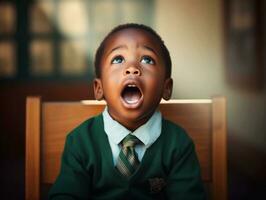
[25,96,227,200]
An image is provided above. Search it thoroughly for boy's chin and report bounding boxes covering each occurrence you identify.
[117,109,155,128]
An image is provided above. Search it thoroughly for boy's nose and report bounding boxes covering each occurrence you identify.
[124,66,141,76]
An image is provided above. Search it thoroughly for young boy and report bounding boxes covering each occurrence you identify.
[49,23,206,200]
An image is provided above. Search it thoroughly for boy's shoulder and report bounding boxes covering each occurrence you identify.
[60,114,106,165]
[67,114,103,139]
[161,117,193,146]
[162,118,187,135]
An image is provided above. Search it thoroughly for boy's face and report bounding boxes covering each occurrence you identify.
[94,28,173,130]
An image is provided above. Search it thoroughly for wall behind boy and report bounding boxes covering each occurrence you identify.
[155,0,266,199]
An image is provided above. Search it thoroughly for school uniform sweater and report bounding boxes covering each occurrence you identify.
[49,114,206,200]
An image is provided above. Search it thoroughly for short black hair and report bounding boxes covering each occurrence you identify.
[94,23,172,78]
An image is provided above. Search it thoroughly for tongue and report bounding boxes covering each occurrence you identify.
[123,89,141,104]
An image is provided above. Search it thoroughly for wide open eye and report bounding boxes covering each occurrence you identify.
[141,56,155,65]
[111,55,124,64]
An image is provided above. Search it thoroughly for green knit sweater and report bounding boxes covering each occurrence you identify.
[49,114,206,200]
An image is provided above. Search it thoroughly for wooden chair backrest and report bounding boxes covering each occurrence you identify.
[26,96,227,200]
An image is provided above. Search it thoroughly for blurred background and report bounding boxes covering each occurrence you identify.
[0,0,265,199]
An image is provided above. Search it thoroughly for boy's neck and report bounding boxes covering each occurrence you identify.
[120,119,149,132]
[107,109,155,132]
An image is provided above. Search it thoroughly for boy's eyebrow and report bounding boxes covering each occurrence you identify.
[142,45,158,56]
[107,45,127,56]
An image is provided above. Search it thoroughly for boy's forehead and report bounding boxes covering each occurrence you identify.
[104,28,161,52]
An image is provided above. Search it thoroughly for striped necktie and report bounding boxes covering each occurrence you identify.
[116,134,141,177]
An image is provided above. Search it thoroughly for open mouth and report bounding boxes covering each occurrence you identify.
[121,84,143,105]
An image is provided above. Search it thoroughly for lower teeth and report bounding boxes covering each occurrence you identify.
[125,98,139,104]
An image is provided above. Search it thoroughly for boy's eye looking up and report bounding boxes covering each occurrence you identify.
[141,56,155,65]
[111,56,124,64]
[111,55,155,65]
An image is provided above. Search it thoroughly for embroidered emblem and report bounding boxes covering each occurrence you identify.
[148,178,166,194]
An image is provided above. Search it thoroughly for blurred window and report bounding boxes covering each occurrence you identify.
[0,0,154,81]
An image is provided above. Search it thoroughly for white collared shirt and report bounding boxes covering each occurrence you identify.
[102,107,162,165]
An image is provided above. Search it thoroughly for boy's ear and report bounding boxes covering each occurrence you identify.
[93,78,104,100]
[162,78,173,100]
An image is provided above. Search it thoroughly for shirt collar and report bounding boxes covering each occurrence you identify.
[103,107,162,148]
